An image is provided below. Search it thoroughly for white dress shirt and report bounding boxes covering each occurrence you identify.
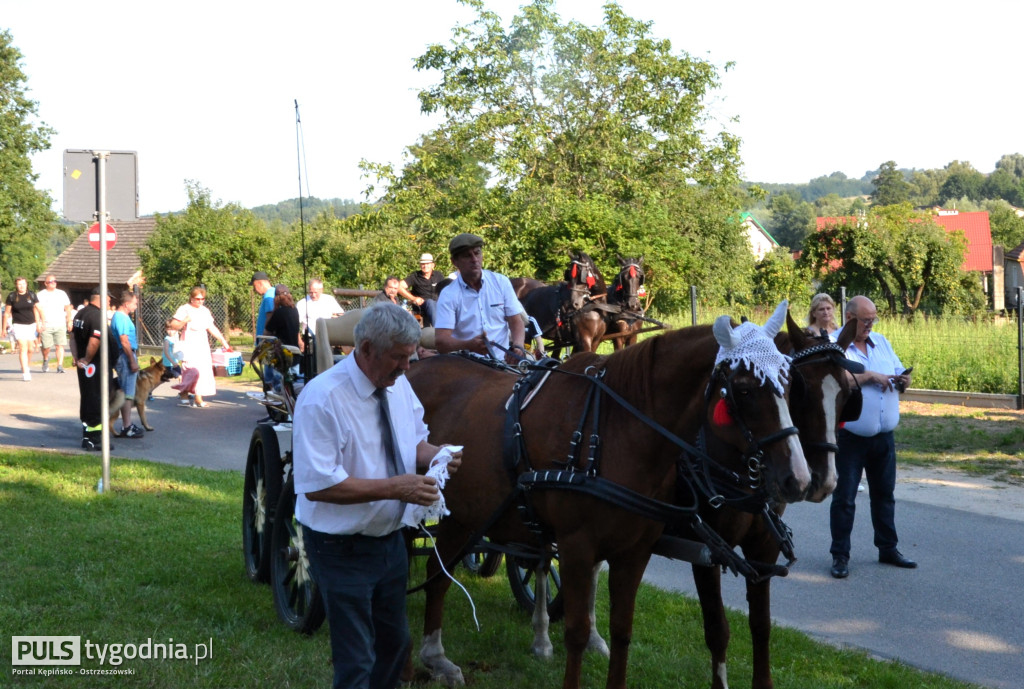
[843,331,905,437]
[435,269,523,359]
[292,352,429,536]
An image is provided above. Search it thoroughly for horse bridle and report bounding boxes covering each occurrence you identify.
[613,261,643,310]
[788,341,863,455]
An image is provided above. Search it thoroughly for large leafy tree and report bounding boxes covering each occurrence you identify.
[766,192,814,249]
[800,203,980,315]
[871,161,910,206]
[0,30,59,288]
[139,183,283,328]
[358,0,749,309]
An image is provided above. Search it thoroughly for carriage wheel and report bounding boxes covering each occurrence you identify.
[270,477,325,634]
[506,554,564,622]
[242,426,281,583]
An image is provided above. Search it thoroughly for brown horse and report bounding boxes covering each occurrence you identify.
[521,251,608,357]
[689,315,861,689]
[405,302,809,689]
[604,255,645,351]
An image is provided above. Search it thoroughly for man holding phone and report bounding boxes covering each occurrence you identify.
[829,295,916,579]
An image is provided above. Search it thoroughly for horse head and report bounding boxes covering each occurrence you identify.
[708,300,810,504]
[564,251,606,310]
[611,255,644,312]
[780,313,862,502]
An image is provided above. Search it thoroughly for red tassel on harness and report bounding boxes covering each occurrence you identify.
[712,398,734,426]
[571,264,578,279]
[629,265,636,279]
[586,275,595,289]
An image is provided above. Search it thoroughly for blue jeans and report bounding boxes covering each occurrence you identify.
[829,430,899,558]
[418,299,437,328]
[303,527,410,689]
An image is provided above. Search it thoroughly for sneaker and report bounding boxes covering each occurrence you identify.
[120,424,144,439]
[858,483,865,493]
[57,366,65,373]
[82,438,114,451]
[178,398,192,407]
[42,360,49,373]
[22,371,31,382]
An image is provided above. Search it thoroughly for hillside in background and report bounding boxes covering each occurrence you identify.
[249,197,362,225]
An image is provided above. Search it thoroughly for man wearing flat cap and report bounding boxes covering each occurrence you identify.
[397,253,444,327]
[251,271,275,339]
[435,233,526,363]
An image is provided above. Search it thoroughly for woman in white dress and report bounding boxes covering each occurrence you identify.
[170,287,231,408]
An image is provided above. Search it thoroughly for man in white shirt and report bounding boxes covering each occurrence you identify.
[35,274,73,373]
[297,278,345,337]
[829,295,916,579]
[434,233,526,364]
[292,302,461,689]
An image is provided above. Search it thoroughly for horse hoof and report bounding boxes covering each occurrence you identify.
[423,658,464,687]
[587,634,610,657]
[531,639,554,659]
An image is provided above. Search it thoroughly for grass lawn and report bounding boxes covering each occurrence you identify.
[898,402,1024,484]
[0,450,982,688]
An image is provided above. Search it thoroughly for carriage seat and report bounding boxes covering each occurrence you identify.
[314,309,436,374]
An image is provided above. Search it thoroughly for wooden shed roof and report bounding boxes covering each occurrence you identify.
[38,217,157,291]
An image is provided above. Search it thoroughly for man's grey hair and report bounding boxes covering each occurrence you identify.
[354,302,420,351]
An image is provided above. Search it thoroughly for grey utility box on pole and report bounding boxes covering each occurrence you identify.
[63,149,139,222]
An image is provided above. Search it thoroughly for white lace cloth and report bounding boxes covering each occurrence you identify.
[402,445,463,527]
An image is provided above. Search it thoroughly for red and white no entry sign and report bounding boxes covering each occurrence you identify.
[88,223,117,250]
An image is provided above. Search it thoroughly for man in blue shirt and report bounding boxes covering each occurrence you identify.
[830,295,916,578]
[110,290,142,438]
[252,271,276,340]
[434,233,526,364]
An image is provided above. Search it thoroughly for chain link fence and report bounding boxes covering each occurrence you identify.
[136,292,229,349]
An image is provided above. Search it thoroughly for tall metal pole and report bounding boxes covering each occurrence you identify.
[690,285,698,327]
[95,151,111,491]
[1017,286,1023,410]
[839,286,847,326]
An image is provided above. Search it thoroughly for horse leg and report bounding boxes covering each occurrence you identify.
[556,546,601,689]
[603,552,653,689]
[419,540,465,687]
[693,563,730,689]
[531,559,554,658]
[747,577,774,689]
[586,565,610,656]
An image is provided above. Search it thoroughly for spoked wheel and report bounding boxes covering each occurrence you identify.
[270,477,325,634]
[242,426,281,583]
[506,553,564,622]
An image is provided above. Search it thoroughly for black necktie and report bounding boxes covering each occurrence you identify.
[374,388,403,478]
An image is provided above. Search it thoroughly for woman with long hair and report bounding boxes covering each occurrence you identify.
[807,292,839,340]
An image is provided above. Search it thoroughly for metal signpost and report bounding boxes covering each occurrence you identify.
[63,150,138,492]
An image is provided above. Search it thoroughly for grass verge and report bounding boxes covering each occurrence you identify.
[1,450,984,688]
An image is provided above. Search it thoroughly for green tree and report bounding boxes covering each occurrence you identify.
[766,192,814,249]
[0,30,59,288]
[907,168,945,208]
[940,161,985,203]
[985,200,1024,250]
[800,203,978,316]
[871,161,910,206]
[981,168,1017,204]
[995,153,1024,180]
[359,0,748,310]
[139,183,282,329]
[752,247,806,305]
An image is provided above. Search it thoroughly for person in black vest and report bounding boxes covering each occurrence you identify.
[70,287,119,451]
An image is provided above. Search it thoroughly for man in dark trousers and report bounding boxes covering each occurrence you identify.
[829,295,916,578]
[292,302,461,689]
[70,287,118,451]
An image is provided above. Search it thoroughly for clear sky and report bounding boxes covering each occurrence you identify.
[5,0,1023,217]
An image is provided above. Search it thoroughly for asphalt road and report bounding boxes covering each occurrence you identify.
[2,350,1022,688]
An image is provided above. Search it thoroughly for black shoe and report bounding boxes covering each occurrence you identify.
[82,438,114,451]
[831,557,849,579]
[120,424,144,439]
[879,549,917,568]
